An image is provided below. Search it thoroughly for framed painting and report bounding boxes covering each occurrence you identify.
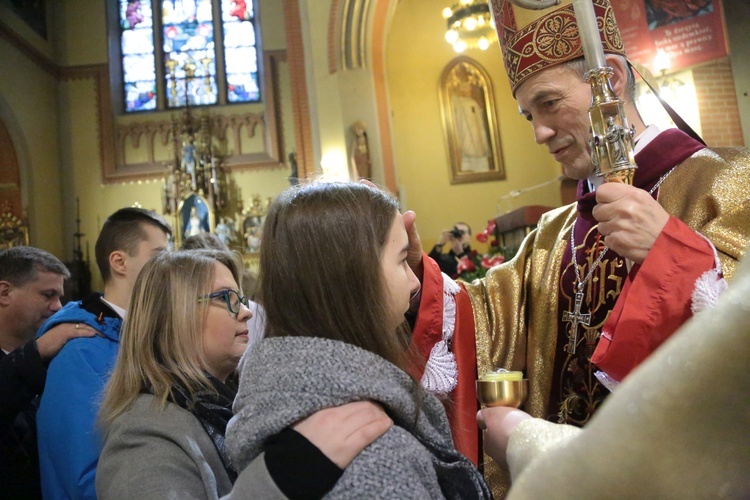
[439,56,505,184]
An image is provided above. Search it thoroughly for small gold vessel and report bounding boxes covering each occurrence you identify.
[476,378,528,408]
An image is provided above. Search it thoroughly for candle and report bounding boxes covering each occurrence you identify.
[479,369,523,382]
[572,0,605,70]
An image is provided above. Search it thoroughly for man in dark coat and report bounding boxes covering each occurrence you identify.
[0,247,95,499]
[428,222,472,277]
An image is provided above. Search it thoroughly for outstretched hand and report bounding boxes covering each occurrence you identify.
[36,322,100,360]
[293,401,393,469]
[593,182,670,264]
[477,406,532,465]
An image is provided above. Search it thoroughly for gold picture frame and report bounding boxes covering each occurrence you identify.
[439,57,505,184]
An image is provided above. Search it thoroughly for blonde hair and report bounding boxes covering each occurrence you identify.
[99,249,242,428]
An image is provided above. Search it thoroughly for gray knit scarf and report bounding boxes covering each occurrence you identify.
[227,336,490,499]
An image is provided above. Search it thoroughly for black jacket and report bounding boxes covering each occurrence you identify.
[428,244,471,278]
[0,340,46,499]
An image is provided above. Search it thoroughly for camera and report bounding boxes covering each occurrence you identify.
[450,226,465,239]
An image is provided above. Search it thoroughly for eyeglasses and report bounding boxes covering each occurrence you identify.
[198,289,250,315]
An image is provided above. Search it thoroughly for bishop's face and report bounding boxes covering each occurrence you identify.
[516,64,596,180]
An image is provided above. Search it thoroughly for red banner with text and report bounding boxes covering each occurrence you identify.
[612,0,728,73]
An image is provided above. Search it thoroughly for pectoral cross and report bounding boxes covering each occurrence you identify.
[562,290,590,355]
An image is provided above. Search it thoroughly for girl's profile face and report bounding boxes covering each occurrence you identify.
[380,213,420,332]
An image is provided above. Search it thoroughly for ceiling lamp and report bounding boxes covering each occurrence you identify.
[443,0,497,53]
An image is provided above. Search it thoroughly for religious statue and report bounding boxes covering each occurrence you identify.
[187,207,203,237]
[349,121,372,180]
[605,116,628,164]
[182,136,198,191]
[288,152,299,186]
[245,226,262,253]
[182,138,196,174]
[215,217,231,245]
[239,193,271,253]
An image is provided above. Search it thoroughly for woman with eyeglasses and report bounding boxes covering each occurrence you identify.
[226,182,490,498]
[96,249,391,499]
[181,232,267,349]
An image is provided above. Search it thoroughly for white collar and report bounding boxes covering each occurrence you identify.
[101,297,126,319]
[633,124,662,154]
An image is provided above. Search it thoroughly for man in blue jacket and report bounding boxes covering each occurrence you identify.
[36,208,171,500]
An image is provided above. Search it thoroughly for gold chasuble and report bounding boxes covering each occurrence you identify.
[448,130,750,497]
[410,1,750,496]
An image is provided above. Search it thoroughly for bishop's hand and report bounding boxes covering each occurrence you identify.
[593,182,670,264]
[477,406,532,465]
[357,178,424,282]
[403,210,424,280]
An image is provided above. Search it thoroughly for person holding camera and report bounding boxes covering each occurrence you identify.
[428,222,472,278]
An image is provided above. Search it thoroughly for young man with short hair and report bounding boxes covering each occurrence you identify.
[36,208,171,500]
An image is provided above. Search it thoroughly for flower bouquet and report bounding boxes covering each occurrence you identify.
[456,220,515,281]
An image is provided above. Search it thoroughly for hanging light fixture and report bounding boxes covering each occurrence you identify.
[443,0,497,53]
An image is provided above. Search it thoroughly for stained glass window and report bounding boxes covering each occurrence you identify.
[120,0,157,112]
[221,0,260,103]
[118,0,261,113]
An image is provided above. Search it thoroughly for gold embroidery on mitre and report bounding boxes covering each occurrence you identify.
[489,0,626,94]
[534,14,578,61]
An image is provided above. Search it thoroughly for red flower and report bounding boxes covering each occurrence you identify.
[481,255,505,269]
[476,220,497,244]
[457,256,476,274]
[490,239,499,247]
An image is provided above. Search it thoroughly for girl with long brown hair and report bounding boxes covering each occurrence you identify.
[227,182,490,498]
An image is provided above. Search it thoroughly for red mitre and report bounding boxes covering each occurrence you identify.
[488,0,627,95]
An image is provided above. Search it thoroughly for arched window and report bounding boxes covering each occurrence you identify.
[114,0,261,113]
